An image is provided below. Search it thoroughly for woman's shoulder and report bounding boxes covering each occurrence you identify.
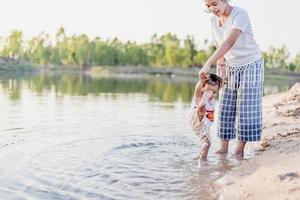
[210,15,217,24]
[232,6,249,17]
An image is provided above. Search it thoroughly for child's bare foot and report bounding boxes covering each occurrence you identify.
[197,146,209,167]
[197,156,208,167]
[195,136,210,166]
[199,138,210,160]
[194,147,209,161]
[200,144,209,159]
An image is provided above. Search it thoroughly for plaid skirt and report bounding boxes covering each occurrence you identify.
[217,57,264,142]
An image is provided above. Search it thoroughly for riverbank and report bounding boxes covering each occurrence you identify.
[0,57,300,80]
[217,83,300,200]
[88,65,300,78]
[0,57,35,74]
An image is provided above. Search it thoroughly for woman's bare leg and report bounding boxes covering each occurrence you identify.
[234,140,246,158]
[215,139,229,154]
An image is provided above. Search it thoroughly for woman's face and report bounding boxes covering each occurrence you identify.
[204,0,227,17]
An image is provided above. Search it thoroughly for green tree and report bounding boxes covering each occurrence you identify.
[24,32,52,66]
[67,34,94,68]
[54,27,68,65]
[291,53,300,72]
[263,45,290,70]
[180,36,197,67]
[147,34,165,67]
[194,50,208,67]
[1,30,24,60]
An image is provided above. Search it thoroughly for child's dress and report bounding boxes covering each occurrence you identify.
[188,97,215,143]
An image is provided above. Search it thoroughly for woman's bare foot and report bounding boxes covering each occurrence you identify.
[215,149,228,154]
[232,151,244,160]
[215,139,229,154]
[233,140,246,159]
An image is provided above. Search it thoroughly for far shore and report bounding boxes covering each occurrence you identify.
[1,63,300,80]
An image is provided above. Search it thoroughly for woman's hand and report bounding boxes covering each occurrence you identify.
[199,64,211,79]
[199,71,210,86]
[199,28,242,79]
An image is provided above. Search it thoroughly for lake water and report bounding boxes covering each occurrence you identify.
[0,73,297,200]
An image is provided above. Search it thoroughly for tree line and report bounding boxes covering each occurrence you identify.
[0,27,299,72]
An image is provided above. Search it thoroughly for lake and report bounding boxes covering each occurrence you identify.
[0,73,297,199]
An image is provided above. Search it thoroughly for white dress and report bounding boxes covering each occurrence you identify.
[188,97,215,143]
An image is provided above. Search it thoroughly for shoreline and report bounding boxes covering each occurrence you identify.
[1,62,300,79]
[217,83,300,200]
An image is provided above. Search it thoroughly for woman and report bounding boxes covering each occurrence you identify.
[200,0,264,158]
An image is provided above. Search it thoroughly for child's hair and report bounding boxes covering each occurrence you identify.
[200,73,223,90]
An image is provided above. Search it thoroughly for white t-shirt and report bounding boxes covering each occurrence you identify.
[211,6,262,66]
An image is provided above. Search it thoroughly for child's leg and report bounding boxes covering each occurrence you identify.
[199,135,211,160]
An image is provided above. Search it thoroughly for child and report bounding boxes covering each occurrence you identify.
[189,73,223,161]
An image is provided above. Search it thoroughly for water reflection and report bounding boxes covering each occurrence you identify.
[0,73,298,102]
[0,72,297,199]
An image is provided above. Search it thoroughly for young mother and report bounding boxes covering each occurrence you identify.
[200,0,264,158]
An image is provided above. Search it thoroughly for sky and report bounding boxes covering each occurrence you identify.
[0,0,299,57]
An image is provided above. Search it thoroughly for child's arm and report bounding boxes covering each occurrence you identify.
[194,72,210,104]
[194,82,203,98]
[196,91,214,121]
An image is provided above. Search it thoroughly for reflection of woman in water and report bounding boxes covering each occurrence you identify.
[200,0,264,158]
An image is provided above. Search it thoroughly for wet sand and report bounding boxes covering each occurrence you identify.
[217,83,300,200]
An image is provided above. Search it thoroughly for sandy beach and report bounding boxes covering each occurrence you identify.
[217,83,300,200]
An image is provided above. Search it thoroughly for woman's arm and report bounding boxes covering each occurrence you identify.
[200,28,242,74]
[216,57,226,76]
[217,57,225,66]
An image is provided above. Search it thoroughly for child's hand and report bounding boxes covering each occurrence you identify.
[199,91,214,106]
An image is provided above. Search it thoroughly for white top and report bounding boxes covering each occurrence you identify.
[188,97,215,141]
[190,97,215,126]
[211,6,262,66]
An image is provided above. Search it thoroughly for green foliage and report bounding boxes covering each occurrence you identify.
[0,28,298,71]
[262,45,290,70]
[1,30,24,59]
[292,53,300,72]
[23,32,52,65]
